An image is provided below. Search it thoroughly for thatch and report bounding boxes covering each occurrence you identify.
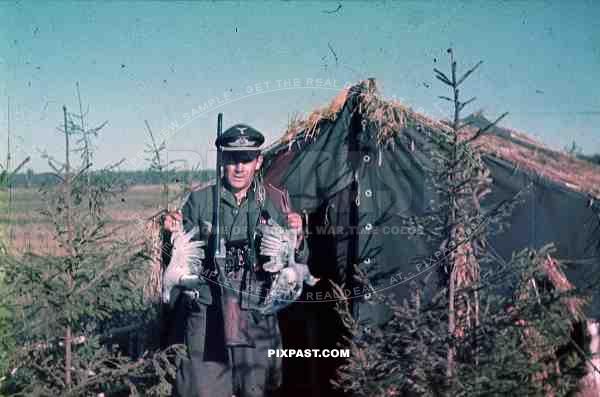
[270,79,600,200]
[268,87,349,150]
[460,113,600,200]
[143,215,163,304]
[543,253,587,320]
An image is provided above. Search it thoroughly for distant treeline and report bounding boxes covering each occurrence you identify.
[8,169,216,188]
[580,153,600,165]
[7,153,600,188]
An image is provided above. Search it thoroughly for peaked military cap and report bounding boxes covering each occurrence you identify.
[216,124,265,152]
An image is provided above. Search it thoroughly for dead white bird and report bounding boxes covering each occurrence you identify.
[261,263,318,315]
[258,220,296,272]
[162,226,206,307]
[257,219,318,314]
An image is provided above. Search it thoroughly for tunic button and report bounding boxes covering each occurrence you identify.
[364,223,373,231]
[233,209,239,215]
[363,155,371,163]
[365,189,372,197]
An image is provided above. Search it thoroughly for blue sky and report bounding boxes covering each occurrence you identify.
[1,1,599,171]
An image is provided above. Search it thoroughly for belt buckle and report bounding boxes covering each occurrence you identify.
[183,290,202,311]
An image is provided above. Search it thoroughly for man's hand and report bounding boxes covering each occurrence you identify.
[164,210,183,233]
[286,212,303,233]
[286,212,304,249]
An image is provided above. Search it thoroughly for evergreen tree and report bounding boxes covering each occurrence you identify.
[0,106,180,396]
[1,155,30,381]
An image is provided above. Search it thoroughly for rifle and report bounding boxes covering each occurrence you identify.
[213,113,226,261]
[213,113,253,347]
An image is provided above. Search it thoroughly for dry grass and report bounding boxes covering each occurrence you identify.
[4,184,172,256]
[467,130,600,199]
[266,84,349,150]
[3,181,216,303]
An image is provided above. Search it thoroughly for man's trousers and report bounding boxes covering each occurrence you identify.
[173,297,283,397]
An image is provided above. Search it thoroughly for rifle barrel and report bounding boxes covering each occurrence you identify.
[214,113,223,256]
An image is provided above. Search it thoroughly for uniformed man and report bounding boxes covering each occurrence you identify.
[164,124,308,397]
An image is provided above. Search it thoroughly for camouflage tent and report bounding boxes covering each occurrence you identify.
[262,79,600,395]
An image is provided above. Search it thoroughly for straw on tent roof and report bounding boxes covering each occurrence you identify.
[463,119,600,199]
[270,79,600,200]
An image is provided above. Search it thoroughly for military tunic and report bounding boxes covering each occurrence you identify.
[172,179,307,397]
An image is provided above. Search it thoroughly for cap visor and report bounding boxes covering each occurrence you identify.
[222,150,261,163]
[221,147,262,152]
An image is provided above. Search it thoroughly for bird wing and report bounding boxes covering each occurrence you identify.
[162,227,206,305]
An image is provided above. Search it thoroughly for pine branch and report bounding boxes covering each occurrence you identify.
[456,61,483,87]
[464,112,509,144]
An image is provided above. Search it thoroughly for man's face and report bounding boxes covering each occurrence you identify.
[223,152,263,191]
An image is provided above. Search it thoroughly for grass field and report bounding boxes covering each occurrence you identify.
[0,184,187,255]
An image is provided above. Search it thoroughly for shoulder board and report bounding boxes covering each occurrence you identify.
[264,182,293,215]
